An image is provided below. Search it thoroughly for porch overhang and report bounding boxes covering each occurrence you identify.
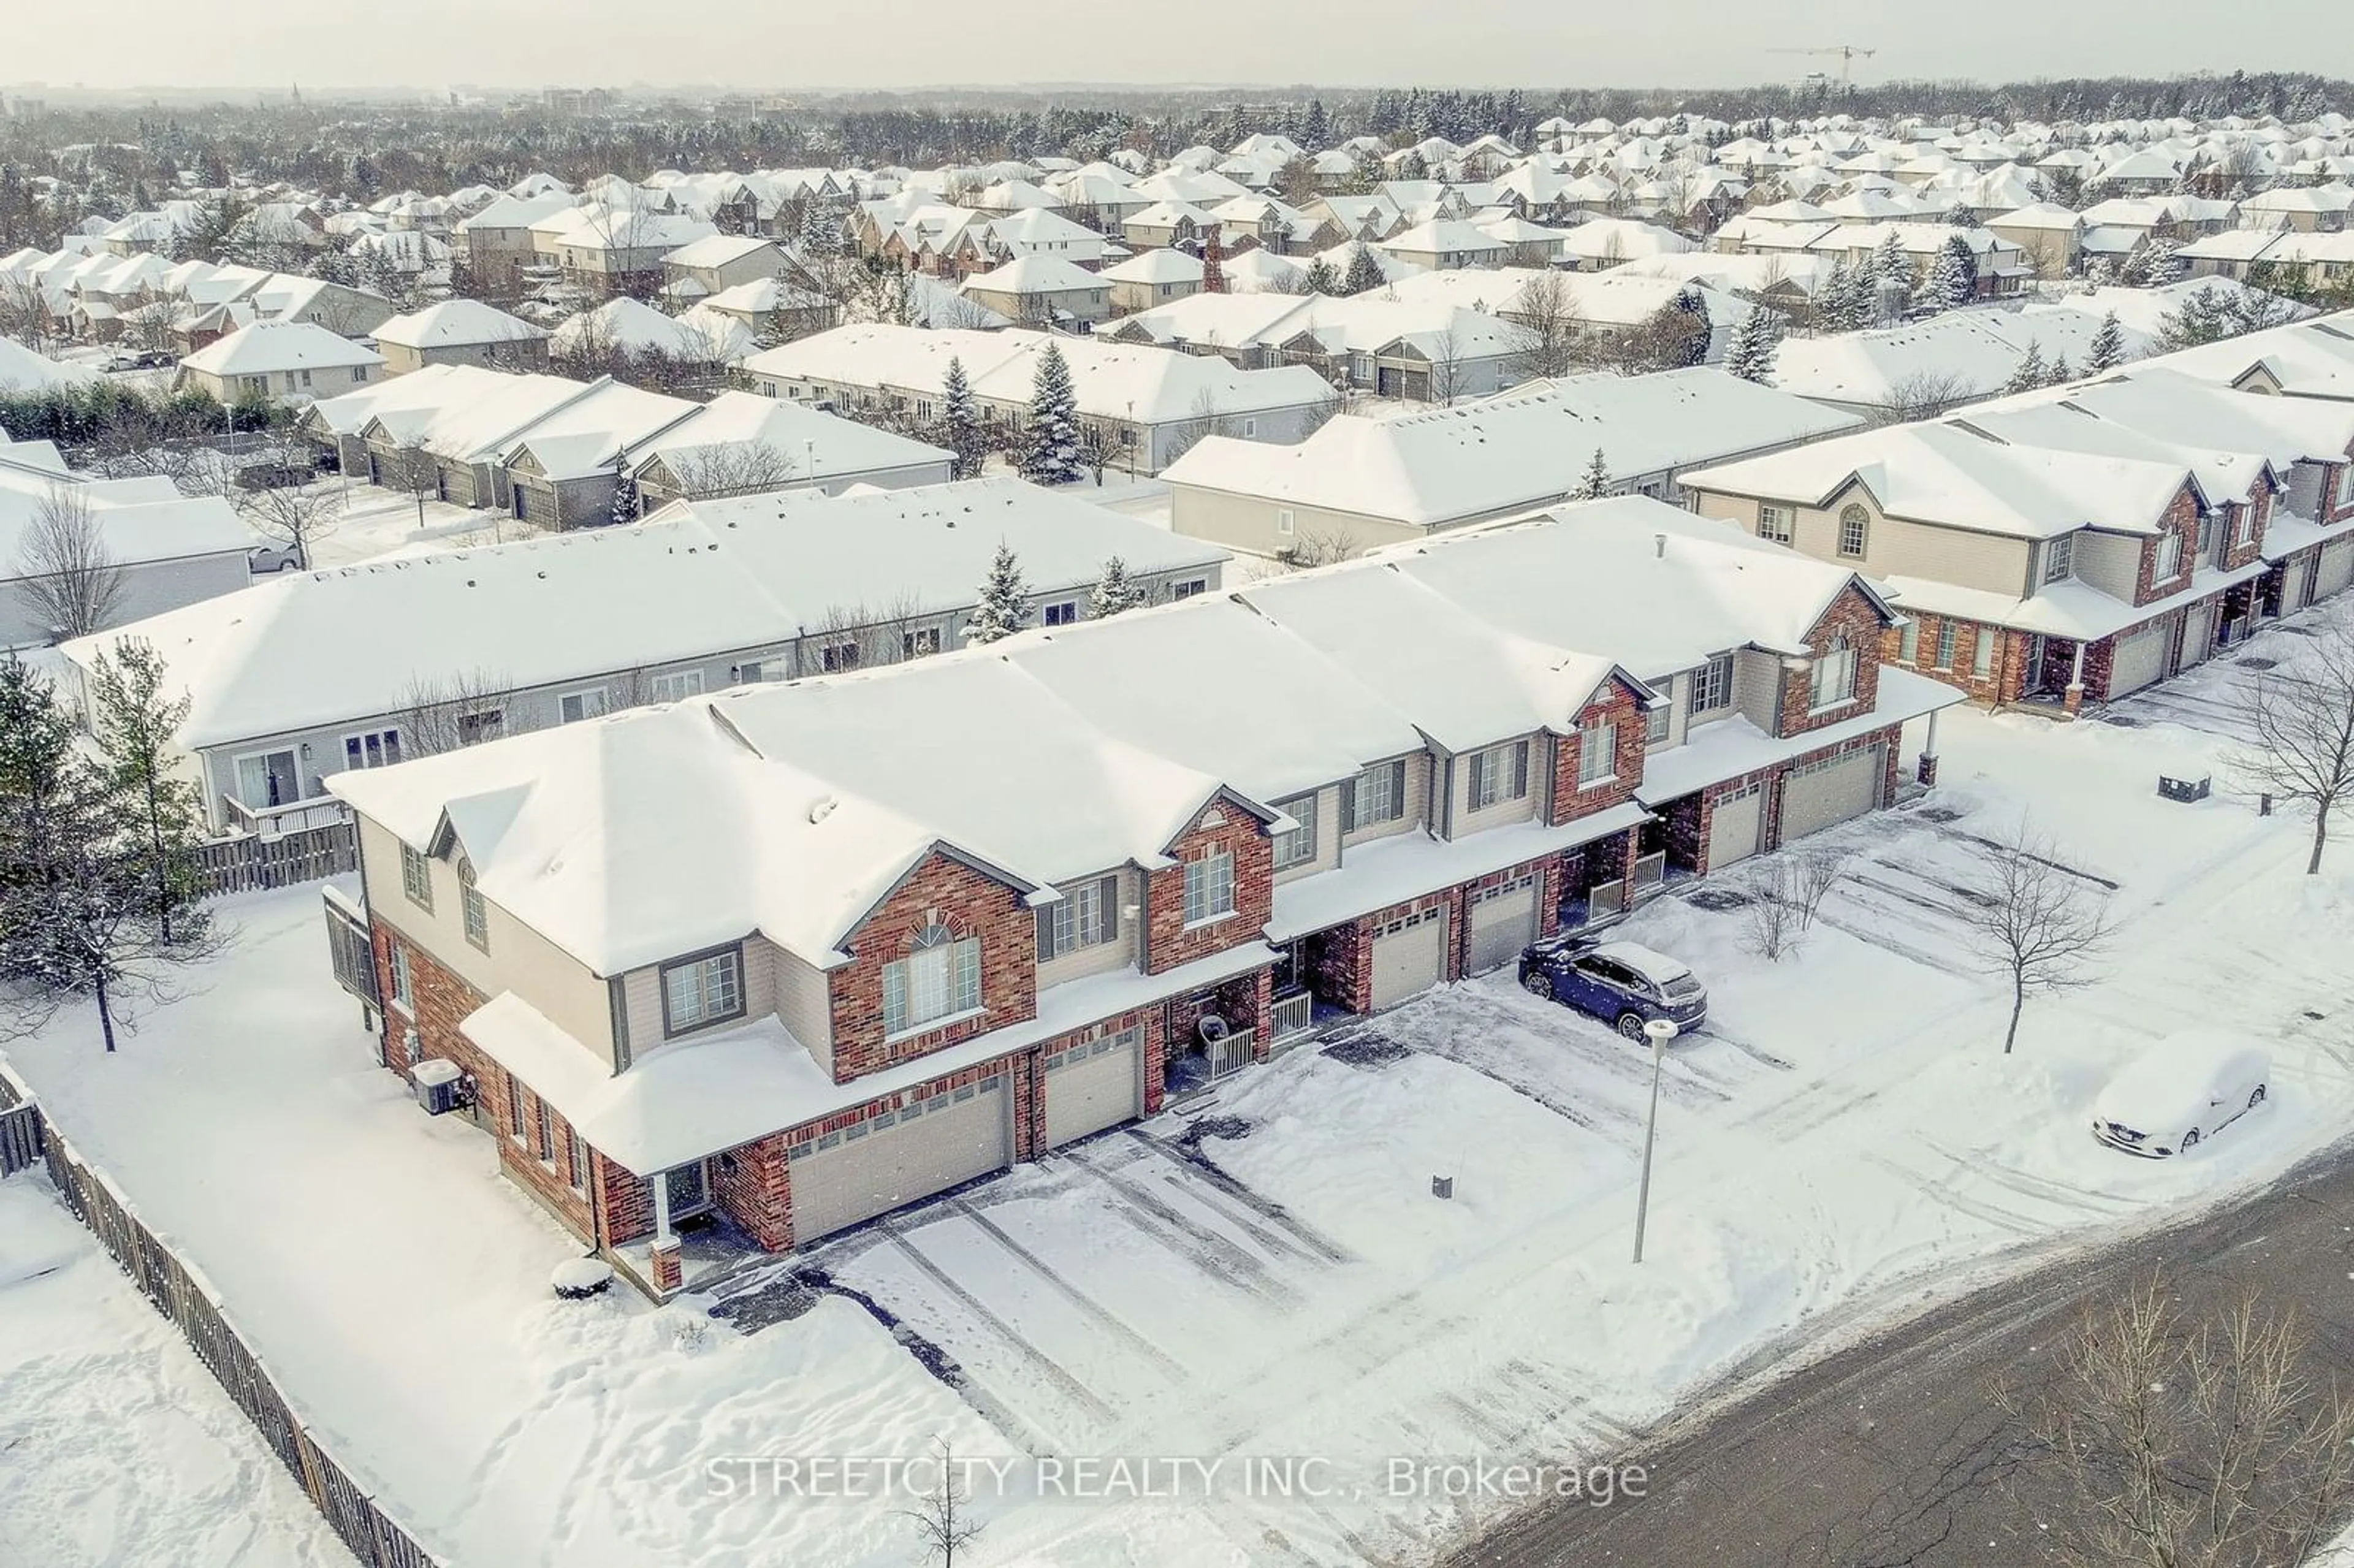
[1634,666,1964,809]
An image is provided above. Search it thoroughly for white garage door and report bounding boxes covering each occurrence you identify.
[1778,746,1884,842]
[788,1073,1011,1244]
[2179,601,2219,669]
[2107,619,2170,698]
[1465,873,1541,976]
[2317,539,2354,601]
[1707,784,1764,870]
[1369,907,1447,1010]
[1043,1027,1143,1149]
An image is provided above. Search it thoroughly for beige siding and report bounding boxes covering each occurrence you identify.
[1169,485,1426,561]
[2073,530,2142,601]
[1693,486,2032,596]
[1449,737,1542,838]
[1644,671,1691,752]
[1734,650,1785,735]
[619,934,789,1059]
[1343,752,1430,847]
[359,815,615,1068]
[1272,785,1344,886]
[772,941,834,1068]
[1037,867,1141,989]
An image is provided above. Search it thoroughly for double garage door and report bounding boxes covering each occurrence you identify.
[1465,873,1542,976]
[2317,539,2354,603]
[1778,745,1886,842]
[1370,906,1448,1010]
[788,1073,1011,1244]
[2107,618,2172,699]
[1042,1027,1144,1149]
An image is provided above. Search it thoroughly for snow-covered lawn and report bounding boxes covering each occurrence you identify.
[4,611,2352,1566]
[0,1178,348,1568]
[303,482,541,569]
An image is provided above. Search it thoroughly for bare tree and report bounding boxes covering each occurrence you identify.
[1423,321,1469,406]
[897,1439,986,1568]
[397,669,514,756]
[236,462,344,572]
[666,441,798,501]
[380,443,443,530]
[2230,617,2354,874]
[1503,269,1588,381]
[1998,1276,2354,1568]
[1870,370,1976,426]
[1956,818,2109,1054]
[1164,389,1241,464]
[1281,521,1363,570]
[0,276,58,352]
[1739,844,1851,961]
[14,485,125,641]
[120,285,185,356]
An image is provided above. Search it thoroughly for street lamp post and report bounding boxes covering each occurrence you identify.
[1631,1017,1680,1263]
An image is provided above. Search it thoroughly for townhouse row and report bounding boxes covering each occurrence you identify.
[323,498,1962,1298]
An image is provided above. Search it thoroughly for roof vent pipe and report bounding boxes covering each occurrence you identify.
[1655,533,1666,558]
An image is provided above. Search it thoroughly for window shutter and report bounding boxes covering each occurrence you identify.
[1099,877,1119,940]
[1468,752,1487,803]
[1512,741,1529,797]
[1035,905,1057,962]
[1340,777,1358,831]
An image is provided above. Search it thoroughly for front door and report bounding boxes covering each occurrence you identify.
[665,1160,713,1220]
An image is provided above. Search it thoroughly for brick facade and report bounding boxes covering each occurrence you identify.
[1552,680,1648,823]
[827,850,1038,1081]
[712,1137,793,1251]
[2219,484,2271,576]
[1881,615,2030,706]
[2131,485,2204,606]
[1145,800,1275,974]
[1778,584,1887,739]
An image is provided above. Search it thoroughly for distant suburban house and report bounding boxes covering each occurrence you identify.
[626,390,953,511]
[179,319,384,405]
[958,255,1112,327]
[1099,248,1205,316]
[658,234,806,304]
[373,299,552,375]
[455,192,577,294]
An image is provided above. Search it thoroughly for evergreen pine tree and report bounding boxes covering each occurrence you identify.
[1575,447,1610,500]
[608,449,638,526]
[1922,234,1977,314]
[1087,555,1145,619]
[1341,243,1385,295]
[942,356,985,481]
[1872,231,1913,321]
[1301,257,1341,295]
[799,200,839,257]
[89,639,207,947]
[2085,310,2127,371]
[1726,305,1782,382]
[2005,341,2049,394]
[2045,352,2074,386]
[964,543,1031,644]
[1019,343,1083,486]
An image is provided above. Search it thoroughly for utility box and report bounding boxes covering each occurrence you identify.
[412,1057,465,1116]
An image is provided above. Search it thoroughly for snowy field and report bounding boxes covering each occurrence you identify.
[6,607,2354,1566]
[0,1178,348,1568]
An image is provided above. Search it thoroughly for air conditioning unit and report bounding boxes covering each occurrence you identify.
[412,1057,466,1116]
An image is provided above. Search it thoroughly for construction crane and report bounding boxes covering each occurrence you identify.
[1767,44,1878,87]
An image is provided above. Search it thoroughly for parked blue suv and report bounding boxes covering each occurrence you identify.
[1517,935,1708,1041]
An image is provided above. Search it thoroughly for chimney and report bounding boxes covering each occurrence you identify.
[1654,533,1666,558]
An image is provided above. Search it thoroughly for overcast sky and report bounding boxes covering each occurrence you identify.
[9,0,2351,95]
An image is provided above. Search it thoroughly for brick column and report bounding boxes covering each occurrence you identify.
[649,1238,682,1294]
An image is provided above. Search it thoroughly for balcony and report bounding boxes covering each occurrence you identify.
[221,793,352,840]
[1269,988,1314,1045]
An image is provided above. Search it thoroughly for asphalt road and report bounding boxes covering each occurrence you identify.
[1442,1134,2354,1568]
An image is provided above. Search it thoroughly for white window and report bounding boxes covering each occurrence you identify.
[505,1073,525,1141]
[2195,512,2215,557]
[1934,619,1957,671]
[2338,465,2354,508]
[1810,634,1858,708]
[2234,504,2255,546]
[400,843,433,909]
[1276,508,1295,536]
[1758,504,1794,546]
[1243,417,1257,438]
[387,943,414,1010]
[820,639,859,673]
[1898,620,1919,664]
[661,948,745,1035]
[1271,793,1320,869]
[649,670,704,703]
[902,627,942,658]
[338,728,400,772]
[1467,740,1531,809]
[1691,653,1734,713]
[1349,759,1406,829]
[459,863,489,951]
[1837,504,1870,560]
[455,708,503,746]
[2043,535,2074,584]
[1037,875,1119,960]
[883,923,981,1037]
[534,1102,554,1164]
[1043,601,1078,626]
[733,661,771,686]
[1182,847,1236,926]
[2153,531,2183,582]
[1973,627,1995,679]
[559,688,608,723]
[566,1128,588,1194]
[1172,579,1208,600]
[1576,723,1616,788]
[1644,703,1672,745]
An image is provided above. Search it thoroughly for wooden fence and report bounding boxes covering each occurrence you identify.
[0,1100,41,1176]
[197,821,360,899]
[6,1080,440,1568]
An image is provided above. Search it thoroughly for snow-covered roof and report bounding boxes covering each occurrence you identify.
[1097,248,1205,286]
[959,254,1107,295]
[631,390,950,485]
[1164,370,1861,528]
[0,466,250,574]
[181,319,383,376]
[373,299,550,352]
[0,335,99,393]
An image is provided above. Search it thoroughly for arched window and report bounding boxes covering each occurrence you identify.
[1837,504,1870,560]
[1810,634,1858,709]
[459,861,490,953]
[884,919,981,1039]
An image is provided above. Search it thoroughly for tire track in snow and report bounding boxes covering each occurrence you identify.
[1127,1132,1356,1265]
[877,1227,1116,1426]
[942,1197,1192,1383]
[1062,1141,1320,1294]
[1863,1154,2041,1238]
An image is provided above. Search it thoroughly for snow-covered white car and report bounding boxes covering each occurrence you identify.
[2091,1033,2269,1158]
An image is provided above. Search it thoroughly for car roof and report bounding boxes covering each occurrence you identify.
[2106,1030,2269,1092]
[1585,941,1693,984]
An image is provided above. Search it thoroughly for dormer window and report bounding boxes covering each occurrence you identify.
[1837,504,1870,560]
[2043,534,2075,584]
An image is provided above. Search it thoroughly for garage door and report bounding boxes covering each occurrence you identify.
[2107,619,2170,698]
[2317,539,2354,601]
[1707,784,1764,870]
[2179,601,2219,668]
[787,1073,1011,1244]
[1043,1027,1142,1149]
[1369,907,1447,1010]
[1465,873,1541,976]
[1778,745,1884,842]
